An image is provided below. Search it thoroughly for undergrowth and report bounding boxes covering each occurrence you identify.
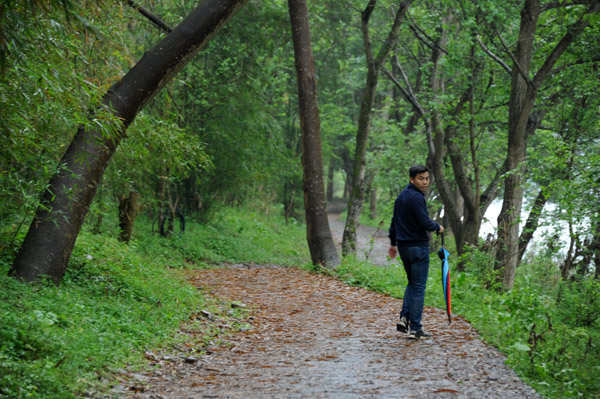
[3,205,598,399]
[332,246,600,399]
[0,206,309,399]
[0,233,205,398]
[133,207,308,268]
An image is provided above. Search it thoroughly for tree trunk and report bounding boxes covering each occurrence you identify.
[342,0,414,256]
[517,188,549,264]
[165,188,177,237]
[369,185,377,220]
[288,0,340,269]
[13,0,248,284]
[326,159,335,201]
[594,220,600,279]
[494,0,540,291]
[157,175,167,236]
[341,148,352,200]
[118,191,139,243]
[495,0,599,290]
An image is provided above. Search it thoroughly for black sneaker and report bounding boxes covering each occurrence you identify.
[407,329,430,340]
[396,316,409,333]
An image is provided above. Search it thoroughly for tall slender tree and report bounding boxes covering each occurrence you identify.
[342,0,414,256]
[288,0,340,268]
[383,9,504,260]
[494,0,600,290]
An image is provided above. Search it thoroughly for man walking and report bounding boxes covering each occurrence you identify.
[388,165,444,340]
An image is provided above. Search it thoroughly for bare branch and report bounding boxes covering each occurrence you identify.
[476,35,512,75]
[407,13,449,55]
[551,56,600,74]
[393,56,426,116]
[124,0,173,33]
[373,0,414,69]
[382,67,426,119]
[496,30,533,85]
[361,0,377,69]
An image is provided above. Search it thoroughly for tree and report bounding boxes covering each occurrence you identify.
[288,0,340,268]
[13,0,249,284]
[342,0,414,256]
[494,0,600,290]
[1,1,132,241]
[169,2,300,218]
[382,4,505,260]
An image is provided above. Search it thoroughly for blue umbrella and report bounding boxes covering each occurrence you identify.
[437,233,451,324]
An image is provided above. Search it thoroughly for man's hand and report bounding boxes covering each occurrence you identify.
[388,246,398,259]
[438,225,445,234]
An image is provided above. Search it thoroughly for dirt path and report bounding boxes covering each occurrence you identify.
[122,213,541,399]
[326,212,390,267]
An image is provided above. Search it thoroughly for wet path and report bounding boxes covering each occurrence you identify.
[127,264,541,399]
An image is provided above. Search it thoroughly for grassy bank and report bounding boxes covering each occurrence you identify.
[2,206,598,399]
[0,207,309,399]
[332,249,600,399]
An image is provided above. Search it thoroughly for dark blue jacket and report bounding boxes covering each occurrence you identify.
[389,183,440,247]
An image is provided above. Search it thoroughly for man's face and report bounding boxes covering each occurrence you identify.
[410,172,430,193]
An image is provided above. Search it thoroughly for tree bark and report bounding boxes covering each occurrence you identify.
[517,188,549,263]
[118,191,139,243]
[369,184,377,220]
[288,0,340,269]
[326,159,334,201]
[342,0,414,256]
[494,0,541,291]
[124,0,173,33]
[13,0,248,283]
[592,221,600,279]
[157,175,167,236]
[495,0,600,290]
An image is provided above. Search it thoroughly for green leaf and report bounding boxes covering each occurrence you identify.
[512,342,530,352]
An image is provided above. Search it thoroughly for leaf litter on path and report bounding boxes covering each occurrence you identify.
[124,264,541,399]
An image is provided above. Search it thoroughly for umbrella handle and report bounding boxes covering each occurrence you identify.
[440,231,445,247]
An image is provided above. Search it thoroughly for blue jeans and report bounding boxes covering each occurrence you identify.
[398,246,430,331]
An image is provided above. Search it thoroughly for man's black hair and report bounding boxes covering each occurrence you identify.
[409,164,429,178]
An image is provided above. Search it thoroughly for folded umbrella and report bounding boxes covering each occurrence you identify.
[437,233,451,324]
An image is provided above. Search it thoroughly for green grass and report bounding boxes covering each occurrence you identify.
[331,248,600,399]
[2,205,598,399]
[0,232,223,398]
[133,207,309,268]
[0,206,310,399]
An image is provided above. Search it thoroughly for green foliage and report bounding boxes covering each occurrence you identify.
[134,205,310,267]
[0,205,311,398]
[0,0,159,239]
[333,256,406,297]
[331,246,600,399]
[0,235,201,398]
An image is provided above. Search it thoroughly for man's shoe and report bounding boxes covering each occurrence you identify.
[407,329,430,340]
[396,316,409,333]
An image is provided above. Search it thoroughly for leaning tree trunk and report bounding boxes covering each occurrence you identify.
[342,0,414,256]
[288,0,340,268]
[13,0,248,284]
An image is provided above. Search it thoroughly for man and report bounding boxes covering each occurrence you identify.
[388,165,444,340]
